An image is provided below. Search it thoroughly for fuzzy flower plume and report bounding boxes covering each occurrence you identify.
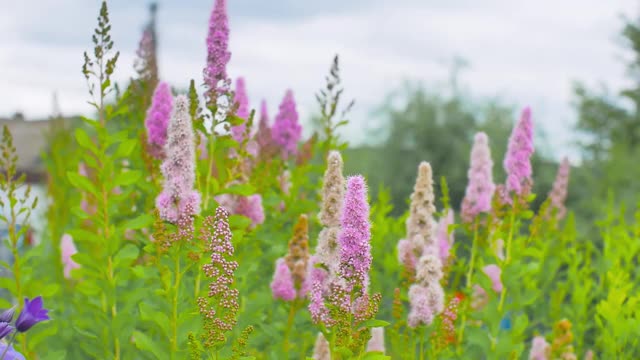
[338,175,372,294]
[255,100,272,152]
[546,157,570,220]
[504,107,535,196]
[271,214,312,300]
[203,0,231,100]
[234,194,265,228]
[285,215,312,296]
[271,90,302,159]
[398,162,436,274]
[309,151,346,323]
[461,132,495,222]
[366,327,385,353]
[436,209,455,266]
[145,82,173,158]
[231,77,249,142]
[197,207,240,348]
[270,258,296,301]
[529,336,550,360]
[60,234,80,279]
[156,95,200,222]
[408,253,445,327]
[312,333,330,360]
[483,264,503,293]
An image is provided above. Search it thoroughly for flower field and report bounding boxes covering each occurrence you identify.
[1,1,638,359]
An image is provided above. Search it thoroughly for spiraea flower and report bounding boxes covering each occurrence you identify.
[60,234,80,279]
[156,95,201,222]
[408,254,445,327]
[271,90,302,159]
[234,194,265,228]
[483,264,503,293]
[15,296,50,333]
[255,100,273,153]
[546,157,571,220]
[271,215,312,301]
[461,132,495,222]
[312,333,330,360]
[270,258,296,301]
[366,327,385,353]
[398,162,437,274]
[231,77,249,142]
[529,336,550,360]
[338,175,372,295]
[504,107,534,196]
[197,207,240,348]
[436,209,455,266]
[203,0,231,102]
[145,81,173,158]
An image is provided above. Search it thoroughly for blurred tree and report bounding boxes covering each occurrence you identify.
[572,15,640,221]
[345,83,557,215]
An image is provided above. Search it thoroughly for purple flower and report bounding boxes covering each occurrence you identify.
[231,77,249,142]
[15,296,49,332]
[547,157,570,220]
[271,90,302,159]
[145,81,173,158]
[338,175,372,294]
[504,107,534,195]
[461,132,495,222]
[271,258,296,301]
[156,95,201,222]
[203,0,231,100]
[0,344,25,360]
[0,322,12,340]
[0,307,14,323]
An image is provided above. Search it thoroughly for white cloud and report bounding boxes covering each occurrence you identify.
[0,0,638,161]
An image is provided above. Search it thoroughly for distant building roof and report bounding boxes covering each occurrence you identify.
[0,113,74,183]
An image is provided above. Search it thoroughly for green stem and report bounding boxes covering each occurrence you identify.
[202,134,216,210]
[282,301,297,355]
[465,220,479,289]
[419,328,424,360]
[170,252,182,358]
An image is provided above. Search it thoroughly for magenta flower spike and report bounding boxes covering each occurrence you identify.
[271,90,302,159]
[547,157,571,219]
[235,194,265,228]
[203,0,231,99]
[60,234,80,279]
[231,77,249,142]
[270,258,297,301]
[504,107,535,196]
[461,132,495,222]
[338,175,372,293]
[156,95,201,222]
[436,209,455,265]
[145,82,173,158]
[255,99,272,150]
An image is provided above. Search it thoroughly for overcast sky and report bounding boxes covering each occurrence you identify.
[1,0,638,160]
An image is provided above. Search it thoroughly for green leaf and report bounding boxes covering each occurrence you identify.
[132,330,168,360]
[67,171,97,196]
[228,114,245,126]
[75,128,97,153]
[113,170,142,187]
[360,319,390,328]
[115,139,137,157]
[122,214,154,230]
[139,302,171,340]
[362,352,391,360]
[221,183,255,196]
[114,244,139,268]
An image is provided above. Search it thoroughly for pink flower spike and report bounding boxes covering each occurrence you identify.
[271,90,302,159]
[504,107,535,195]
[271,258,296,301]
[60,234,80,279]
[145,81,173,158]
[231,77,249,142]
[203,0,231,99]
[483,264,503,293]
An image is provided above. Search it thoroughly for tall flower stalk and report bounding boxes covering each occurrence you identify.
[461,132,495,223]
[203,0,231,105]
[504,107,534,197]
[271,90,302,159]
